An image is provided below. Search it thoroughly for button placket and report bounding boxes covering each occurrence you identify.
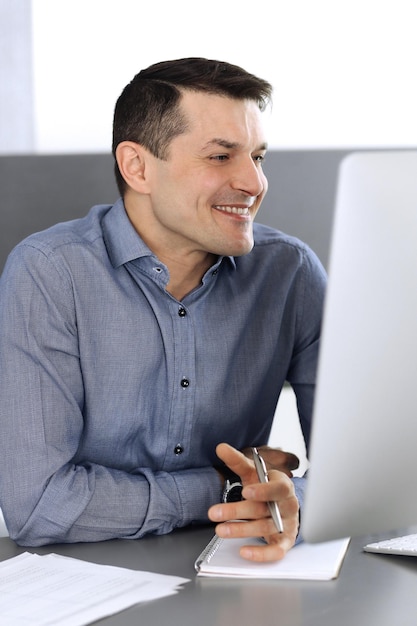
[164,300,195,466]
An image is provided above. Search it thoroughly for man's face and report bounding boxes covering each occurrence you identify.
[141,90,268,259]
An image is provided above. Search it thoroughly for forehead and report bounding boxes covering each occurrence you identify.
[178,90,267,149]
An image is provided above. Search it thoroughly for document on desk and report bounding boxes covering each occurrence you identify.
[195,535,350,580]
[0,551,190,625]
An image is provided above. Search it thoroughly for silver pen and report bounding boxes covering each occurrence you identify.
[252,447,284,533]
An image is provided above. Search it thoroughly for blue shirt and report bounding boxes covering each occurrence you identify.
[0,199,326,546]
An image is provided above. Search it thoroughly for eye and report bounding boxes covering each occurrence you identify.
[253,154,266,164]
[210,154,230,162]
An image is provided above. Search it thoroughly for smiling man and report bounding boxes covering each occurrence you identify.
[0,58,326,561]
[117,90,268,299]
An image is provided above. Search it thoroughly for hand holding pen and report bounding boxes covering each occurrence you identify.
[209,443,300,562]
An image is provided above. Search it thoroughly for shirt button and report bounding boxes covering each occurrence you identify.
[212,269,218,276]
[174,444,184,455]
[180,378,190,388]
[178,307,187,317]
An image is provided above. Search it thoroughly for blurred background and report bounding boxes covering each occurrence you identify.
[1,0,417,154]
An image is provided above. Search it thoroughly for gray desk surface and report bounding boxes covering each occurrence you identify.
[1,524,417,625]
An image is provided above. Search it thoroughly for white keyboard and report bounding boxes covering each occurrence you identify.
[364,533,417,556]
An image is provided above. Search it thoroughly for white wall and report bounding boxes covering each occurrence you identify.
[0,0,34,152]
[30,0,417,154]
[269,386,308,477]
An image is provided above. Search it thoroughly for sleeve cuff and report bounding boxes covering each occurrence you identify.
[292,475,307,545]
[173,467,223,527]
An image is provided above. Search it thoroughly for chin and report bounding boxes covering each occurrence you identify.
[224,240,254,257]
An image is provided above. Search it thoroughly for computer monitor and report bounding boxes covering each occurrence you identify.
[302,150,417,543]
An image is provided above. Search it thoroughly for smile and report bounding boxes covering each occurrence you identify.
[213,205,250,215]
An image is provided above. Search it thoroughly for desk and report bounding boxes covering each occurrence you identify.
[1,524,417,626]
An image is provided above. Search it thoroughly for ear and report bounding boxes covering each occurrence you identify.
[115,141,151,193]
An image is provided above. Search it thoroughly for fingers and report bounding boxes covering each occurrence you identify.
[218,517,297,562]
[208,464,300,562]
[242,445,300,475]
[216,442,300,480]
[208,511,298,562]
[210,500,280,537]
[240,538,294,562]
[212,442,300,560]
[242,468,297,506]
[210,477,298,532]
[215,442,255,482]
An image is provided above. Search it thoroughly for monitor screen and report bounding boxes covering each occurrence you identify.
[302,150,417,543]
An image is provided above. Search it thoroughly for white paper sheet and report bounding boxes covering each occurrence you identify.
[0,551,190,625]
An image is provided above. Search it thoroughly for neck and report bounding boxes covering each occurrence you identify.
[124,195,218,300]
[163,252,217,300]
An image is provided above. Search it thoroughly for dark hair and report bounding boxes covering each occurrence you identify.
[112,57,273,195]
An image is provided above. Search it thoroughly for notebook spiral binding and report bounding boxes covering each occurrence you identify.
[194,534,223,571]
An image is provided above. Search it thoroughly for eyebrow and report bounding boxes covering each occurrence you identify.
[202,138,268,152]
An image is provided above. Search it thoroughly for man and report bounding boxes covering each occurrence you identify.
[0,58,326,561]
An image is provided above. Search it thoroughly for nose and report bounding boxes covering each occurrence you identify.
[231,157,267,198]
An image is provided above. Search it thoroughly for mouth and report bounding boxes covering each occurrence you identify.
[213,205,251,216]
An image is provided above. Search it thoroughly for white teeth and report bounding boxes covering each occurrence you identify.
[214,206,250,215]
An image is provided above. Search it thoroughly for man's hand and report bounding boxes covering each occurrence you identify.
[241,445,300,477]
[208,443,299,562]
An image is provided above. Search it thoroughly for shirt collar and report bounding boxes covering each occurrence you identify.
[103,198,237,271]
[102,198,153,267]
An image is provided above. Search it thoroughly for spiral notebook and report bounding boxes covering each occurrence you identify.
[195,535,350,580]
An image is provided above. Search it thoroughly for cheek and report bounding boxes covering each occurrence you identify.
[168,167,211,200]
[260,171,268,196]
[197,176,222,200]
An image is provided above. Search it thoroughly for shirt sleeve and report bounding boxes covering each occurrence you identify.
[0,245,222,546]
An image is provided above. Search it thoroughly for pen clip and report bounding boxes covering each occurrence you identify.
[252,446,269,483]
